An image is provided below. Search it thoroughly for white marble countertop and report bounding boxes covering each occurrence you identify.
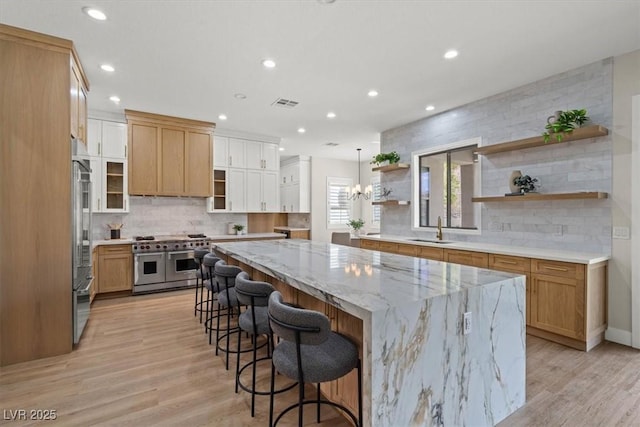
[212,239,523,319]
[359,234,610,264]
[93,232,285,248]
[273,226,311,231]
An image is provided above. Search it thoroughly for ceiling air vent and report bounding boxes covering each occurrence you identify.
[271,98,299,108]
[324,142,339,147]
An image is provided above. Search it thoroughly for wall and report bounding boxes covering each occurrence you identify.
[610,49,640,344]
[381,58,613,254]
[92,197,247,240]
[310,157,360,243]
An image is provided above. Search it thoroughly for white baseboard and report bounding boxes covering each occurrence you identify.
[605,327,633,347]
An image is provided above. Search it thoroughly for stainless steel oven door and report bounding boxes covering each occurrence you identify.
[166,250,197,282]
[134,252,166,286]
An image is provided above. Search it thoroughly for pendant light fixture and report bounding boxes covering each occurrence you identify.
[347,148,372,200]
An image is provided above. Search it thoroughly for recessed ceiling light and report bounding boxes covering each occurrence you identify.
[234,93,247,100]
[83,7,107,20]
[370,140,380,144]
[368,90,378,98]
[444,49,458,59]
[297,128,306,134]
[279,147,285,151]
[262,59,276,69]
[326,112,336,119]
[100,64,115,72]
[425,105,435,111]
[109,96,120,104]
[218,114,227,120]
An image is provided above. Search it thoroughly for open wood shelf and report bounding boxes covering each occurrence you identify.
[472,192,608,202]
[372,200,411,206]
[372,162,410,172]
[474,125,608,155]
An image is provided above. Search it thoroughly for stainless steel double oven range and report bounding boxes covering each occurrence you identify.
[132,234,208,294]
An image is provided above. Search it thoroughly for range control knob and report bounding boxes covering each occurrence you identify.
[183,244,187,248]
[156,245,160,249]
[133,246,137,250]
[175,244,179,249]
[163,245,167,249]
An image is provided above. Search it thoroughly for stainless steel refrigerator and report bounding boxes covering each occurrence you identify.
[72,139,93,344]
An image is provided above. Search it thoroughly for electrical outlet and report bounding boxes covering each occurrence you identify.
[463,312,472,335]
[613,226,630,240]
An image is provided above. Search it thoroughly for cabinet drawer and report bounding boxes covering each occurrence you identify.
[444,249,488,268]
[531,259,584,280]
[417,246,444,261]
[98,244,132,255]
[489,254,530,273]
[379,242,399,253]
[360,240,379,250]
[397,243,418,256]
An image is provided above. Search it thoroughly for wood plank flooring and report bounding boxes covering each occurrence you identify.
[1,290,640,426]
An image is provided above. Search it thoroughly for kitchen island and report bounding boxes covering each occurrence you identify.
[213,239,526,426]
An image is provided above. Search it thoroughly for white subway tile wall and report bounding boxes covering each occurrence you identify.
[91,197,247,240]
[381,58,612,253]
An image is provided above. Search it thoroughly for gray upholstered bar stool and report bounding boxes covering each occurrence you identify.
[234,272,295,417]
[202,253,221,337]
[193,248,211,323]
[267,291,362,427]
[214,260,245,370]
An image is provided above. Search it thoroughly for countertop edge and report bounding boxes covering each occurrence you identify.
[359,235,610,264]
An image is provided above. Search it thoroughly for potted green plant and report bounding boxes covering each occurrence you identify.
[513,175,538,193]
[370,151,401,166]
[542,109,589,143]
[346,218,365,236]
[232,224,245,235]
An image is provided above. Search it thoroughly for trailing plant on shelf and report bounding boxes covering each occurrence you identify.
[370,151,401,166]
[513,175,538,193]
[347,218,365,235]
[542,109,589,143]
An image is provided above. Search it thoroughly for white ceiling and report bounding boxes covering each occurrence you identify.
[2,0,639,161]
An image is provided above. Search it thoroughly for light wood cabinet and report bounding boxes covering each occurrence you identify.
[489,254,531,325]
[443,249,489,268]
[358,237,608,351]
[70,56,88,143]
[1,24,89,365]
[96,245,132,293]
[126,110,214,197]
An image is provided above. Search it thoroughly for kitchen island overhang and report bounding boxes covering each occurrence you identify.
[213,239,526,426]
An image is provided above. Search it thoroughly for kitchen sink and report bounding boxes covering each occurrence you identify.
[408,238,453,244]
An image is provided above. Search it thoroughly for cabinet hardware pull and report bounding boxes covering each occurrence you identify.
[124,199,127,210]
[125,145,127,158]
[98,199,101,211]
[229,156,232,166]
[290,204,293,212]
[98,143,101,155]
[544,266,569,272]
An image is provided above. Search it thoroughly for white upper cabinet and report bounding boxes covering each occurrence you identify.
[246,140,279,171]
[245,141,263,170]
[227,168,246,212]
[228,138,246,168]
[262,143,279,171]
[247,170,279,212]
[213,136,229,168]
[101,122,127,158]
[87,118,101,157]
[87,119,127,159]
[279,156,310,213]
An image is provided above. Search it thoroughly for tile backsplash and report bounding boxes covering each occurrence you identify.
[92,197,247,240]
[381,58,613,254]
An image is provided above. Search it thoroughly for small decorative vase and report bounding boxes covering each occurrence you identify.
[509,170,522,193]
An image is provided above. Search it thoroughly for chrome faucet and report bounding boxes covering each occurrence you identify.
[436,216,443,241]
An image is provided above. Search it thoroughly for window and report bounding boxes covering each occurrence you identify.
[412,138,480,230]
[371,176,381,226]
[327,177,352,226]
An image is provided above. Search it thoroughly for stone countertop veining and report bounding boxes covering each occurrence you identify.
[92,232,285,249]
[212,239,523,319]
[359,234,610,265]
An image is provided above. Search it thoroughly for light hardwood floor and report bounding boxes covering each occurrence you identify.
[2,290,640,426]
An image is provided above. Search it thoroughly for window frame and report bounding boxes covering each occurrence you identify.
[371,175,381,227]
[326,176,353,229]
[411,137,482,235]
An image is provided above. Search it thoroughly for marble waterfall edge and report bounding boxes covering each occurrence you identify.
[371,276,526,426]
